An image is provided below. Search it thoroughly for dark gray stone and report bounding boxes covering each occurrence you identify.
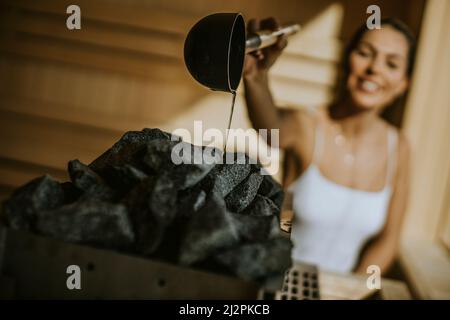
[225,173,264,213]
[193,190,206,212]
[242,194,280,217]
[179,192,239,266]
[2,175,64,231]
[59,181,82,204]
[123,175,178,255]
[258,174,284,210]
[268,191,284,213]
[1,128,290,285]
[210,154,252,197]
[144,140,215,190]
[231,213,281,242]
[36,200,135,250]
[89,128,175,173]
[69,159,103,190]
[267,216,283,239]
[68,159,114,201]
[142,139,181,172]
[214,237,292,282]
[176,188,206,218]
[102,164,148,197]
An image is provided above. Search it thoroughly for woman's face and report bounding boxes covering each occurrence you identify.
[347,26,410,111]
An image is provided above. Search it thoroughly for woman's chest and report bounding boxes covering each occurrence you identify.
[288,130,389,192]
[318,141,389,192]
[291,169,390,234]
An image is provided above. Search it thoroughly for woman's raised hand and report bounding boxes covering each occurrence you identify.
[243,17,288,81]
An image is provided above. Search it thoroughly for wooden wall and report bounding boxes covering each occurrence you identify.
[0,0,203,199]
[399,0,450,299]
[0,0,425,199]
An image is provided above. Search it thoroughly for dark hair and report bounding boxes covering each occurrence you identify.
[335,18,417,127]
[344,18,417,78]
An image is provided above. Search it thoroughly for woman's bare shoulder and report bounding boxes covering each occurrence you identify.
[279,106,319,166]
[382,122,411,183]
[279,105,320,131]
[383,121,411,163]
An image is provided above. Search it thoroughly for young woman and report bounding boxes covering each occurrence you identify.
[243,18,416,274]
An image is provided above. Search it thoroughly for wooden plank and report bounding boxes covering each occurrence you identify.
[1,0,343,63]
[272,54,337,87]
[3,11,338,88]
[438,170,450,251]
[0,157,68,190]
[320,270,412,300]
[0,31,186,81]
[0,110,121,171]
[0,9,185,61]
[400,239,450,299]
[319,271,376,300]
[284,37,342,63]
[1,0,195,36]
[0,80,204,133]
[270,76,333,108]
[0,52,324,130]
[0,93,185,134]
[403,0,450,242]
[0,166,62,190]
[380,279,412,300]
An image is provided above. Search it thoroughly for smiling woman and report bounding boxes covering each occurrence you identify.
[243,17,416,275]
[338,18,417,124]
[347,27,410,110]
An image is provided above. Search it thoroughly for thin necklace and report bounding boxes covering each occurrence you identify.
[333,123,356,166]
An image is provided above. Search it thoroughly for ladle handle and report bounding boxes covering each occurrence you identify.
[245,24,300,53]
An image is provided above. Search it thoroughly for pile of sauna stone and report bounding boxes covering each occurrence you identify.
[1,128,291,285]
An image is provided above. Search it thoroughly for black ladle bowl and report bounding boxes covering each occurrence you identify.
[184,13,246,93]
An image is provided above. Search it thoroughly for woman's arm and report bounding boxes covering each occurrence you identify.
[243,72,299,149]
[243,69,280,138]
[242,17,299,149]
[354,132,410,275]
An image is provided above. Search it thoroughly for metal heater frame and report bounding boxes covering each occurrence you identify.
[0,226,260,299]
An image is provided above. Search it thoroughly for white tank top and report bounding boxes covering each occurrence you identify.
[288,120,398,273]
